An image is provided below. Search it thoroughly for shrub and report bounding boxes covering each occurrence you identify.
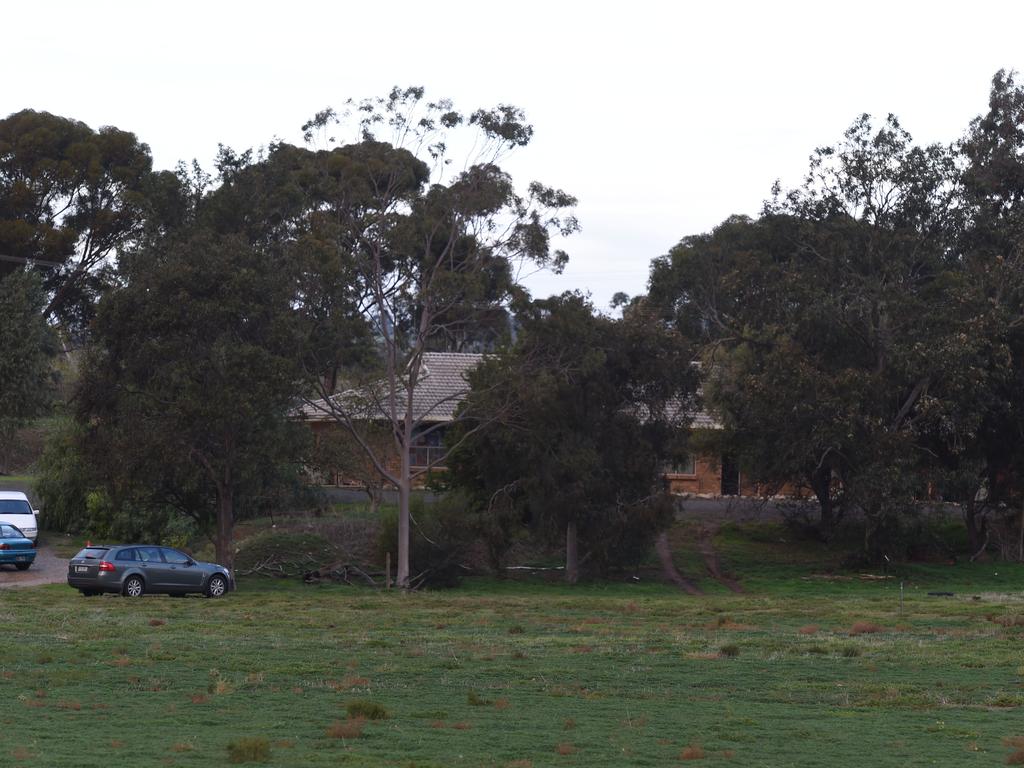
[841,645,861,658]
[378,495,473,588]
[226,737,270,763]
[345,700,388,720]
[719,644,740,658]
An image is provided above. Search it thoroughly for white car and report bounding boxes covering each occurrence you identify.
[0,491,39,544]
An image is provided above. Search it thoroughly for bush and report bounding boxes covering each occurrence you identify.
[378,494,474,588]
[235,532,339,577]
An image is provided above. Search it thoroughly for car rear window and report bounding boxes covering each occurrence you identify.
[0,499,33,516]
[73,547,109,560]
[0,524,25,538]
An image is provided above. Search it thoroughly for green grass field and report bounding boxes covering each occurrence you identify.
[3,526,1024,767]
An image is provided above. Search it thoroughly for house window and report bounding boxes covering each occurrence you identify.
[409,426,447,469]
[666,455,696,476]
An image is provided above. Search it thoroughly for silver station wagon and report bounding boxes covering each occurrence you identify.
[67,545,233,598]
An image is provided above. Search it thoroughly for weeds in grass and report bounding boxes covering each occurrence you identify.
[679,743,706,760]
[209,678,233,695]
[555,742,576,755]
[850,622,884,635]
[35,654,52,664]
[345,699,388,720]
[226,736,271,763]
[511,650,528,660]
[509,625,525,634]
[988,614,1024,628]
[468,690,490,706]
[841,645,861,657]
[719,644,740,658]
[326,717,365,739]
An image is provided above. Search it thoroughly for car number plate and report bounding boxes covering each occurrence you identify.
[75,566,88,573]
[16,556,26,562]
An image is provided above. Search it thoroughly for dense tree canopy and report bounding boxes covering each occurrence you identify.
[0,109,156,330]
[447,293,696,582]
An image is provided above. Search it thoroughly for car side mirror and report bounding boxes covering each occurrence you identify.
[33,509,39,516]
[186,559,195,566]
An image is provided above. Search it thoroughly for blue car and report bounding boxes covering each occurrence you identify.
[0,523,36,570]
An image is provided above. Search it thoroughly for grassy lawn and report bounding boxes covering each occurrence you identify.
[3,529,1024,766]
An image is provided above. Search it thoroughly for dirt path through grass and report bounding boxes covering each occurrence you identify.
[697,524,745,592]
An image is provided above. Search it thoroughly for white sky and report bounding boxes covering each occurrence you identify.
[5,1,1023,309]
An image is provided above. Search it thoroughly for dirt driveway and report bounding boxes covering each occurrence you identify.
[0,544,67,588]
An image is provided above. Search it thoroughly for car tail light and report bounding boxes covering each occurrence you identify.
[98,561,116,572]
[0,543,8,550]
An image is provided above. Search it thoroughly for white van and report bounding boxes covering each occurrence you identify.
[0,492,39,544]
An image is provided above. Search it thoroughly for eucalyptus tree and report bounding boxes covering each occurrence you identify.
[294,88,579,587]
[0,109,154,330]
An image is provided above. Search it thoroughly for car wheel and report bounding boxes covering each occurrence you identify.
[123,575,145,598]
[15,562,30,571]
[206,574,227,598]
[79,590,99,597]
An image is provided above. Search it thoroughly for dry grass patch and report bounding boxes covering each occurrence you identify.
[798,625,819,635]
[226,736,270,763]
[326,717,365,740]
[555,742,576,755]
[563,718,576,730]
[505,761,533,768]
[191,693,210,704]
[148,618,166,627]
[172,742,194,753]
[849,621,885,636]
[11,747,34,761]
[679,743,706,760]
[452,721,472,730]
[494,697,510,710]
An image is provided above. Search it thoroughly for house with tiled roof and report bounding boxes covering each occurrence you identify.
[298,353,483,484]
[299,351,764,497]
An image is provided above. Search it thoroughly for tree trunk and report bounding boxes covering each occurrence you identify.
[963,500,987,558]
[215,478,235,575]
[397,460,411,589]
[565,519,578,584]
[810,468,837,539]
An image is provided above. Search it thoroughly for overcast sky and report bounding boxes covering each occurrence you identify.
[5,1,1023,309]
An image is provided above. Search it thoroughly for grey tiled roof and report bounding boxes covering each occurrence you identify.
[299,352,484,424]
[299,351,720,428]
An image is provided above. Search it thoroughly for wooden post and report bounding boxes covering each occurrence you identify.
[386,552,391,590]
